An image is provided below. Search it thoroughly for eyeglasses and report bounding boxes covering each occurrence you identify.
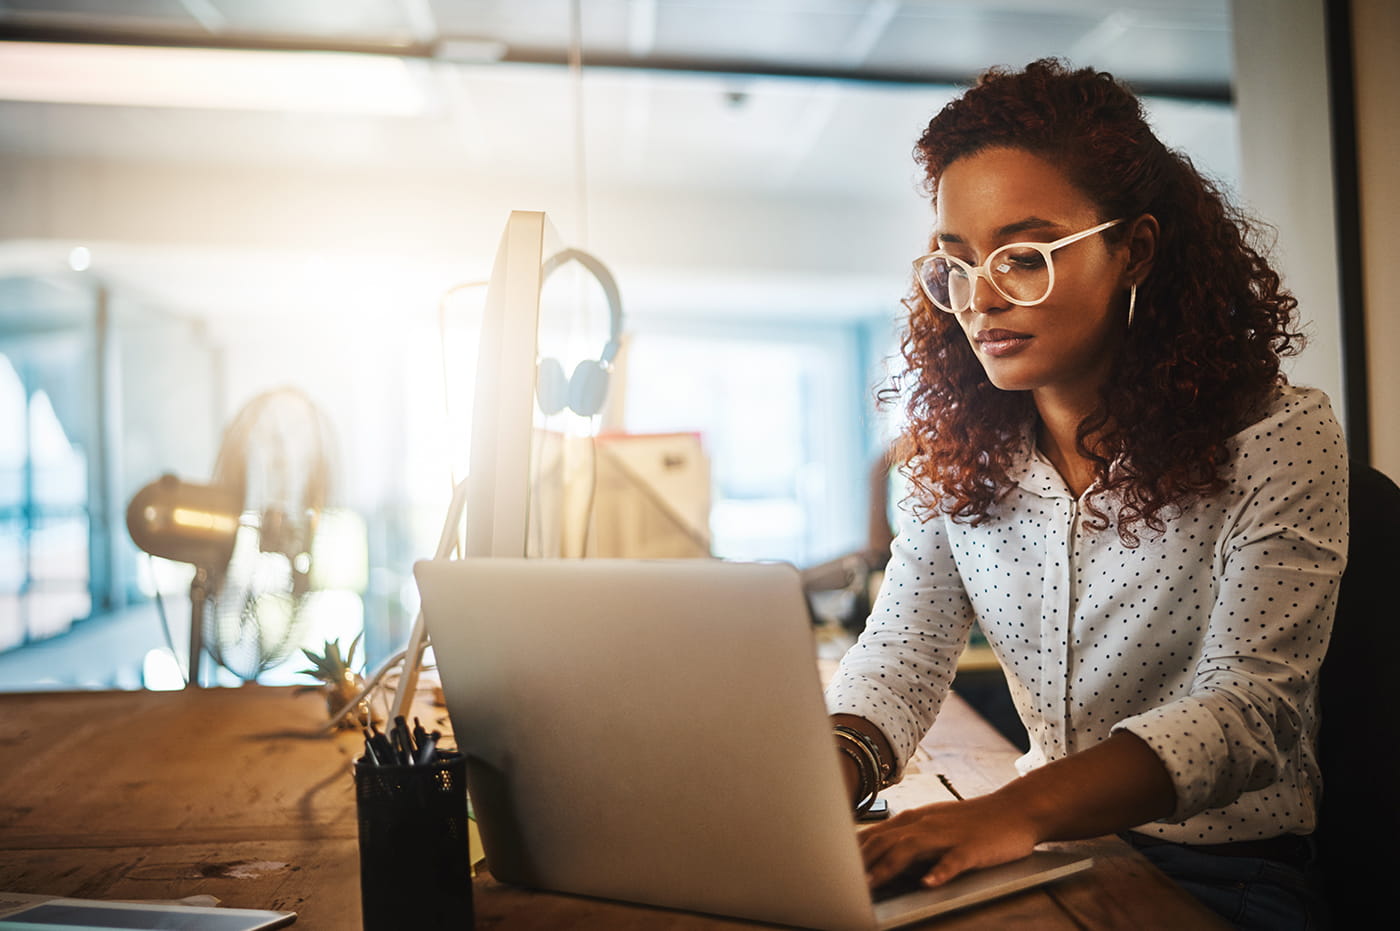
[912,218,1123,314]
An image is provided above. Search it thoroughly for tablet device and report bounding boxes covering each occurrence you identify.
[0,894,296,930]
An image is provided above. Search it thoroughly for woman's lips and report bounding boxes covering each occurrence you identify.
[975,328,1033,358]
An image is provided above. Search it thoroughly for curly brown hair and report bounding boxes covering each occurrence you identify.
[893,59,1302,545]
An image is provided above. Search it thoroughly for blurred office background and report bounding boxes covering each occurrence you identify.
[0,0,1392,691]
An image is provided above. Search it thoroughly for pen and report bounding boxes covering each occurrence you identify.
[392,716,415,765]
[414,730,440,766]
[369,724,395,765]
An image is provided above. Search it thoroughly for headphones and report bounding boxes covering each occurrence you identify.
[535,248,624,418]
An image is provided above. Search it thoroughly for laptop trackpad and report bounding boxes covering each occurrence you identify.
[872,851,1093,929]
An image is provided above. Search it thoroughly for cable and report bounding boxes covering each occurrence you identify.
[569,0,589,249]
[327,472,474,732]
[321,643,409,732]
[343,280,489,729]
[578,429,599,556]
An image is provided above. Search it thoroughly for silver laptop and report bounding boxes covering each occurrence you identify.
[415,558,1091,931]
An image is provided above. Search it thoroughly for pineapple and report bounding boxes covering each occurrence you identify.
[296,633,370,728]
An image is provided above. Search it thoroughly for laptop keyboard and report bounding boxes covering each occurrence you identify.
[870,862,939,903]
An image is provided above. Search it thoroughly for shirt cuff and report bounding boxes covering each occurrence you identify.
[825,681,923,783]
[1111,697,1234,822]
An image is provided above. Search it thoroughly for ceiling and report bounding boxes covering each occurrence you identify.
[0,1,1234,95]
[0,1,1237,327]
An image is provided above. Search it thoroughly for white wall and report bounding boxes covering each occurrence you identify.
[0,151,929,330]
[1231,0,1347,426]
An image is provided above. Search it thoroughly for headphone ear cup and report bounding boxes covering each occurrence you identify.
[536,357,569,416]
[568,360,609,417]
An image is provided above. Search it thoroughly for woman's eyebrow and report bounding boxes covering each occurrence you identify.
[936,217,1063,244]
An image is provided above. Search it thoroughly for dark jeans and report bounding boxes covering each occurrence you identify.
[1124,834,1331,931]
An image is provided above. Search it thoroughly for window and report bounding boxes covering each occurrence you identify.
[622,319,870,566]
[0,354,91,652]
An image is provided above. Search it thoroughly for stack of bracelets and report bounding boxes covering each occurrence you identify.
[833,723,893,816]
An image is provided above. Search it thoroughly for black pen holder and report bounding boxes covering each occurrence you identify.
[354,752,474,930]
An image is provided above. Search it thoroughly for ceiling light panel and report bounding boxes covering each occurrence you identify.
[0,41,426,114]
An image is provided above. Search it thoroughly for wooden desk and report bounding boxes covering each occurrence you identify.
[0,686,1226,929]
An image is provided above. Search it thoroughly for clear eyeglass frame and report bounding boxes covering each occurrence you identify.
[912,218,1124,313]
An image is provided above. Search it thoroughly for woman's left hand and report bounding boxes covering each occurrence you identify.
[860,731,1178,890]
[858,795,1040,889]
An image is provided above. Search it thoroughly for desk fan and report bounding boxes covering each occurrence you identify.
[128,387,335,685]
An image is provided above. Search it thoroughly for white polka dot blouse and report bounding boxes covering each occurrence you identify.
[825,384,1349,844]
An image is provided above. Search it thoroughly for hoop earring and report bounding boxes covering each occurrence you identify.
[1127,284,1137,328]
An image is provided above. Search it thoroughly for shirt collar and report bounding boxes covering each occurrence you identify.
[1006,422,1078,501]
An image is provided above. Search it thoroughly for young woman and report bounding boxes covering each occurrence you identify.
[825,60,1347,929]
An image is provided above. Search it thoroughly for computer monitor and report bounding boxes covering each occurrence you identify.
[465,209,556,559]
[388,210,621,717]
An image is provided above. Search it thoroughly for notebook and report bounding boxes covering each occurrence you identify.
[415,558,1091,931]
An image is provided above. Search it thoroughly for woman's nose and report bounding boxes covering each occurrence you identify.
[967,272,1007,315]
